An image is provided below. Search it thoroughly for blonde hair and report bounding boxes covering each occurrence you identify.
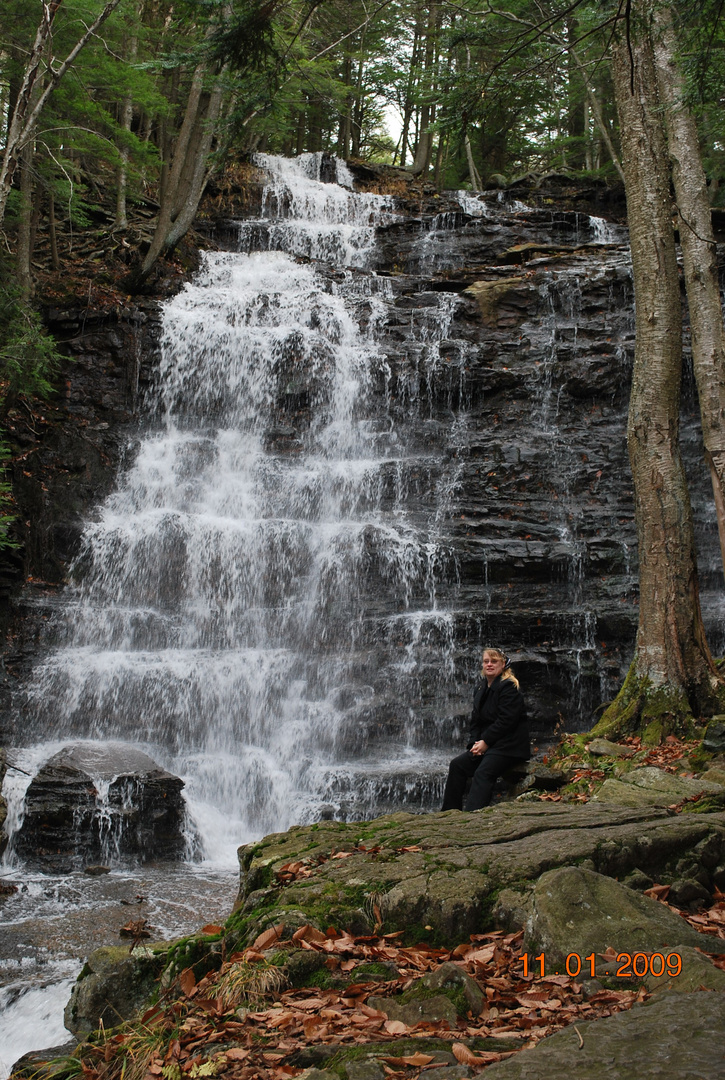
[481,647,520,689]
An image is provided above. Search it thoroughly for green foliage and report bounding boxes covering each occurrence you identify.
[0,261,61,401]
[0,257,63,551]
[0,444,19,552]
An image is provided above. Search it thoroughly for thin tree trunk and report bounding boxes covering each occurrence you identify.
[649,0,725,583]
[17,150,35,300]
[434,131,446,188]
[136,61,207,277]
[48,188,60,272]
[115,10,141,230]
[337,54,353,158]
[465,134,482,191]
[134,66,226,284]
[595,14,722,738]
[0,0,122,227]
[410,2,437,175]
[399,24,420,169]
[568,45,625,183]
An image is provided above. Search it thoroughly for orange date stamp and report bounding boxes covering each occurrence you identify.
[520,951,683,978]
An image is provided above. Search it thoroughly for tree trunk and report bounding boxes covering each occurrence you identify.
[115,9,141,230]
[17,151,35,301]
[594,13,724,740]
[48,189,60,272]
[649,0,725,583]
[337,54,353,159]
[409,2,437,176]
[465,134,482,191]
[132,65,226,285]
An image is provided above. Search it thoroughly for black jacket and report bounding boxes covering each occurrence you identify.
[467,675,530,759]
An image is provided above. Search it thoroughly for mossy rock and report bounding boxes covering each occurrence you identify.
[592,766,724,809]
[478,992,725,1079]
[226,804,725,949]
[367,991,458,1027]
[525,866,725,971]
[591,668,698,744]
[703,718,725,754]
[643,946,725,995]
[291,1038,520,1076]
[64,942,172,1035]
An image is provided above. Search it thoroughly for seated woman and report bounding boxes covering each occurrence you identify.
[441,647,530,811]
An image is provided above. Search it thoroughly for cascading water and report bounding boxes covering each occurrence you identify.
[8,153,471,871]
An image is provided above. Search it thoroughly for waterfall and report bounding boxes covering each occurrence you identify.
[11,154,472,862]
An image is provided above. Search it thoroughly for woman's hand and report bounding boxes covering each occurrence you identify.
[470,740,488,756]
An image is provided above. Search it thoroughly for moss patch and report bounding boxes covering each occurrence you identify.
[592,667,696,744]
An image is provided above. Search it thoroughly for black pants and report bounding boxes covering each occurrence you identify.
[441,748,524,811]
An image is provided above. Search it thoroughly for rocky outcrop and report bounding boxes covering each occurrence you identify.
[480,992,725,1079]
[13,743,187,871]
[64,942,171,1036]
[592,766,725,809]
[2,168,721,773]
[517,865,720,966]
[703,717,725,754]
[231,803,725,946]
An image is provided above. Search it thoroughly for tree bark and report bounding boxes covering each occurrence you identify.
[595,11,723,739]
[17,151,36,301]
[409,2,437,176]
[649,0,725,582]
[464,133,482,191]
[115,6,142,230]
[132,63,226,286]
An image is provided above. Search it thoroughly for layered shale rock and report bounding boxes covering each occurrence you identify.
[13,743,187,871]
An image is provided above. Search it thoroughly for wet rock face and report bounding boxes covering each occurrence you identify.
[9,302,164,587]
[13,743,187,871]
[0,749,7,857]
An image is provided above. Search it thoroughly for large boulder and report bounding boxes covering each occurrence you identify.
[521,866,724,969]
[478,992,725,1079]
[64,942,170,1035]
[592,766,724,808]
[13,743,187,871]
[230,803,725,946]
[703,718,725,754]
[642,945,725,995]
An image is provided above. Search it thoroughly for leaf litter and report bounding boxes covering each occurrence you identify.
[72,925,668,1080]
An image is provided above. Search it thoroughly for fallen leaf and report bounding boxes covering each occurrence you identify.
[251,924,286,951]
[383,1020,409,1035]
[200,925,223,936]
[292,925,328,944]
[453,1043,488,1065]
[224,1049,249,1062]
[179,969,196,997]
[382,1054,434,1067]
[644,884,671,901]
